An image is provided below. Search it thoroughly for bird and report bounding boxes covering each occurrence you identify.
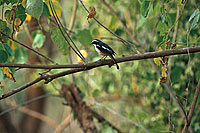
[91,39,119,69]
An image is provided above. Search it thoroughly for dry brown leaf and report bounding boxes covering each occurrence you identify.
[87,6,96,21]
[14,18,21,26]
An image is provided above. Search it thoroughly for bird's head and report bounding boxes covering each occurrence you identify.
[91,39,101,45]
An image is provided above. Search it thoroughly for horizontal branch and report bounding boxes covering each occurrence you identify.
[0,76,43,100]
[1,46,200,100]
[0,46,200,70]
[0,63,83,69]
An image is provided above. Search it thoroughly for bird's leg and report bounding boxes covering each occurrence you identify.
[103,56,107,60]
[98,56,105,61]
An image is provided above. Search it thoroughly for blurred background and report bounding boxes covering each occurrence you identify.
[0,0,200,132]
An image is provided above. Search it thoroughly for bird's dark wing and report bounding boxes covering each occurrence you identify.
[99,41,116,55]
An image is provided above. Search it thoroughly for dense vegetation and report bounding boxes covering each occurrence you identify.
[0,0,199,132]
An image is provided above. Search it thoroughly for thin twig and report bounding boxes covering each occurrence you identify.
[79,0,140,54]
[0,94,57,116]
[100,0,142,48]
[0,31,56,64]
[85,98,149,133]
[101,37,200,46]
[68,0,78,32]
[175,96,188,123]
[186,9,197,65]
[49,0,87,63]
[172,5,180,43]
[0,76,43,100]
[167,6,180,132]
[11,4,17,39]
[100,0,137,44]
[49,17,75,34]
[182,80,200,133]
[187,9,197,49]
[0,63,84,69]
[149,59,192,132]
[4,96,59,129]
[90,109,122,133]
[68,0,78,82]
[176,42,200,45]
[1,46,200,100]
[19,106,58,128]
[55,115,71,133]
[166,16,181,42]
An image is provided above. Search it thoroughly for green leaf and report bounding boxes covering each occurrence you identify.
[11,0,19,4]
[141,0,151,18]
[14,48,28,64]
[3,44,12,56]
[188,8,200,31]
[16,4,27,26]
[26,0,44,20]
[0,50,8,63]
[50,27,68,55]
[76,29,93,46]
[0,0,3,6]
[43,2,50,19]
[0,20,7,31]
[4,10,12,24]
[32,30,46,48]
[101,126,117,133]
[1,27,11,43]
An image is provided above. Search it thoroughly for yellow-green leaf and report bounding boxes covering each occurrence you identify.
[1,67,16,82]
[153,57,162,66]
[161,66,167,78]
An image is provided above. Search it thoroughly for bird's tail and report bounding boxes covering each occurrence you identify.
[109,55,119,70]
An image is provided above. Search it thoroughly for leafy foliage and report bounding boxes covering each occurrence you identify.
[26,0,44,20]
[0,0,200,132]
[0,50,8,63]
[76,29,93,46]
[14,48,28,64]
[50,27,68,55]
[140,0,151,18]
[188,8,200,31]
[1,67,16,82]
[32,30,46,48]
